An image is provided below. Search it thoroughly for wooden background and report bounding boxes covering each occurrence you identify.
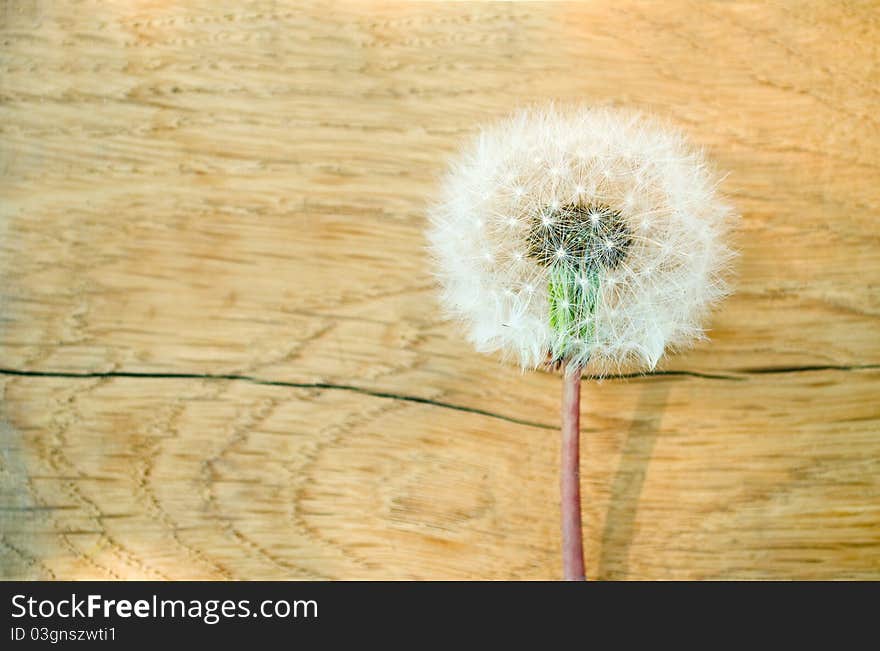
[1,1,878,580]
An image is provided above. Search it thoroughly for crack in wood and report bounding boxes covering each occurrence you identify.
[736,364,880,375]
[0,363,877,432]
[0,367,558,430]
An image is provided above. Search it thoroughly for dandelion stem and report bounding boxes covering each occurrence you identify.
[561,364,585,581]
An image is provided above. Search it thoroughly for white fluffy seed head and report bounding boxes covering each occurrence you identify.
[427,104,737,376]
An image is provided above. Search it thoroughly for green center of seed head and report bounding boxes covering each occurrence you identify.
[525,203,632,365]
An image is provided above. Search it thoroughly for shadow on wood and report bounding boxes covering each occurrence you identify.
[598,382,669,579]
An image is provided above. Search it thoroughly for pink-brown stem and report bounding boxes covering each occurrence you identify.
[561,364,585,580]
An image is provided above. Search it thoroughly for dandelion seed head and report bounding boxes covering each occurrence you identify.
[427,104,737,375]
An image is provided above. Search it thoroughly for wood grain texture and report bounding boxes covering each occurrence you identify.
[1,0,878,579]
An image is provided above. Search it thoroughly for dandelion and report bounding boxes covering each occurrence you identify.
[427,104,736,580]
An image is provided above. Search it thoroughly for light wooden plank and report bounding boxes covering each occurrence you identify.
[1,1,878,579]
[2,370,878,580]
